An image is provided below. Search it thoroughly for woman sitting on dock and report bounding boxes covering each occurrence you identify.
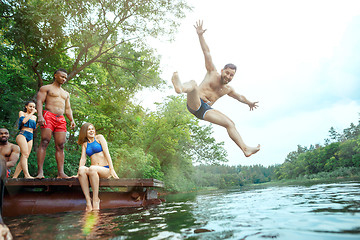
[13,101,37,179]
[77,123,119,211]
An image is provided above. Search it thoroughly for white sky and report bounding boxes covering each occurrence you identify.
[136,0,360,166]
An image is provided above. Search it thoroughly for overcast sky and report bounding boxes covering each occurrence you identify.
[137,0,360,166]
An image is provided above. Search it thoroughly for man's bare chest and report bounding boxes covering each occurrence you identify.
[47,89,67,100]
[201,83,229,96]
[0,146,12,158]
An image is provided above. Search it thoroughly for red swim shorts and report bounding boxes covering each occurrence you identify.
[41,110,67,132]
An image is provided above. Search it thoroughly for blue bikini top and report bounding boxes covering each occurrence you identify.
[86,139,103,157]
[18,116,36,130]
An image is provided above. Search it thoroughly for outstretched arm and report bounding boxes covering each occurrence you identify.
[228,87,259,111]
[194,20,216,72]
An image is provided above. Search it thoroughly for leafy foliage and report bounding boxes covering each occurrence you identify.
[194,164,278,188]
[275,117,360,180]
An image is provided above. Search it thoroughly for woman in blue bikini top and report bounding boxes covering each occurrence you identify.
[77,122,119,211]
[13,101,37,179]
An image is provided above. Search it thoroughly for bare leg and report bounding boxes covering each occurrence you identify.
[12,162,21,178]
[36,128,52,178]
[78,166,92,211]
[14,135,27,178]
[53,132,69,178]
[171,72,202,111]
[15,135,33,178]
[88,166,110,211]
[22,140,34,178]
[204,109,260,157]
[88,167,100,211]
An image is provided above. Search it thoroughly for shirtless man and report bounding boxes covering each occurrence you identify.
[0,128,20,177]
[36,69,76,178]
[171,21,260,157]
[0,129,18,239]
[0,129,16,239]
[0,155,13,240]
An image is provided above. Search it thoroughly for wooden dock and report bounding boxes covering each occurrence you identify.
[6,177,164,188]
[4,178,165,217]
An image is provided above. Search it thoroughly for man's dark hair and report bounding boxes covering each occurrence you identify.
[54,68,68,75]
[223,63,237,72]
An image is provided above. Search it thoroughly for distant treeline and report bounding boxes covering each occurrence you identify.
[275,119,360,180]
[192,117,360,189]
[194,164,278,188]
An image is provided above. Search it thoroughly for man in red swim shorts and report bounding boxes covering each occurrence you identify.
[42,110,67,132]
[36,69,76,178]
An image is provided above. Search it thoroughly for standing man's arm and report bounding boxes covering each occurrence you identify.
[64,93,76,129]
[6,145,20,168]
[194,20,216,72]
[36,86,47,126]
[228,87,259,111]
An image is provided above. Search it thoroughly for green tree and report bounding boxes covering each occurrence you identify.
[329,127,340,142]
[1,0,192,178]
[275,118,360,180]
[116,96,228,191]
[1,0,191,86]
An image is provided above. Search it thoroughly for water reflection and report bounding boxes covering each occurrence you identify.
[4,181,360,239]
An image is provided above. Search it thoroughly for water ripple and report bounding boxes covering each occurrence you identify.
[5,181,360,239]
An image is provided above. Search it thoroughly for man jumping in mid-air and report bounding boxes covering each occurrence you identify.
[171,20,260,157]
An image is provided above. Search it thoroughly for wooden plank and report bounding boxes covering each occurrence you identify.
[5,178,164,188]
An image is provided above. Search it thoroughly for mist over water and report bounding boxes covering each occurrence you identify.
[6,181,360,239]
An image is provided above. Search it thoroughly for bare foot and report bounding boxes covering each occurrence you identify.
[244,144,261,157]
[24,175,34,179]
[0,224,13,240]
[92,199,100,211]
[57,173,70,178]
[85,203,93,212]
[35,174,45,179]
[171,72,183,94]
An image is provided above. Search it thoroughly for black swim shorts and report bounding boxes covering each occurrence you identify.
[187,99,213,120]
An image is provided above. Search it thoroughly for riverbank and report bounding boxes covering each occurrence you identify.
[159,170,360,196]
[254,175,360,188]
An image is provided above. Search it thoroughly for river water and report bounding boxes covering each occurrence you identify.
[5,181,360,239]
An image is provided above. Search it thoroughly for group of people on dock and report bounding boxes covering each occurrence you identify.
[0,68,119,212]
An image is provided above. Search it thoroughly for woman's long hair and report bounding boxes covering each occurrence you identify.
[77,123,94,145]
